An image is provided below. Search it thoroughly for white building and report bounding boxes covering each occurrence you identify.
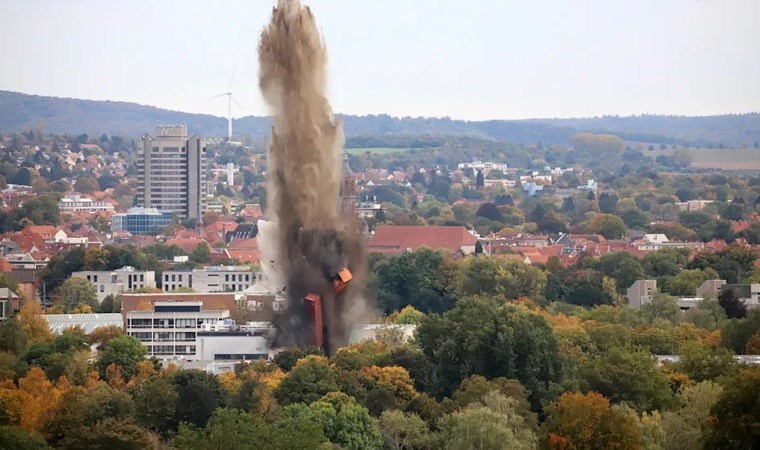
[126,301,268,361]
[73,266,156,302]
[58,194,115,214]
[162,265,261,293]
[457,160,509,173]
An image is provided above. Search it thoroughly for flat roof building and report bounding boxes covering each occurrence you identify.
[112,207,174,235]
[162,265,262,293]
[72,266,156,303]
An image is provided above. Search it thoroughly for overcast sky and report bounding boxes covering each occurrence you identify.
[1,0,758,121]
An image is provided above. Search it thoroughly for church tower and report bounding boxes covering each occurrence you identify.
[339,153,358,214]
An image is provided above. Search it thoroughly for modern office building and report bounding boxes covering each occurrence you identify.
[161,265,262,293]
[136,125,207,221]
[72,266,156,302]
[126,301,268,361]
[111,207,174,235]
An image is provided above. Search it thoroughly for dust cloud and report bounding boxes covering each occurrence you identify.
[258,0,370,354]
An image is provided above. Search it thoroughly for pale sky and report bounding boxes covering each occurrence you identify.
[1,0,758,121]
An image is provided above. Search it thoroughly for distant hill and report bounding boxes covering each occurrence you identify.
[1,90,758,147]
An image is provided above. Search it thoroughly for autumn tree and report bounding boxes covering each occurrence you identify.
[542,392,642,450]
[17,303,53,347]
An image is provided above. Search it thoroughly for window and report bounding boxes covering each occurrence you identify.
[93,275,98,283]
[99,285,104,293]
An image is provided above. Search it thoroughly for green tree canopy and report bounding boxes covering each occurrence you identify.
[416,298,563,409]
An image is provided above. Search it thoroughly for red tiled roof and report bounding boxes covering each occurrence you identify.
[223,249,260,264]
[368,226,477,254]
[228,237,259,250]
[731,221,751,233]
[26,225,57,238]
[164,237,207,253]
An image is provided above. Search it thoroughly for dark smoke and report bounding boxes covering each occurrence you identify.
[258,0,371,354]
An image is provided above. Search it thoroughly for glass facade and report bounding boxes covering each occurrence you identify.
[112,207,173,235]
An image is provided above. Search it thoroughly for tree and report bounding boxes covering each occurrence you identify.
[45,384,137,446]
[661,382,723,450]
[738,222,760,245]
[451,375,534,428]
[275,355,339,405]
[475,170,484,189]
[542,392,642,450]
[416,298,563,409]
[371,249,458,314]
[171,370,224,429]
[190,242,211,264]
[662,268,719,297]
[589,214,627,239]
[676,341,738,382]
[58,418,158,450]
[131,376,178,437]
[394,305,425,325]
[475,202,502,222]
[271,347,323,372]
[457,257,546,300]
[719,288,747,319]
[17,303,53,347]
[97,336,146,380]
[73,176,99,194]
[54,277,98,313]
[721,310,760,354]
[438,392,538,450]
[581,346,673,412]
[0,425,50,450]
[379,410,431,450]
[704,367,760,449]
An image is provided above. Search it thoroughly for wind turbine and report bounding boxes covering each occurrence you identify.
[210,68,244,142]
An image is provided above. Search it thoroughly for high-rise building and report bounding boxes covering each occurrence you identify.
[136,125,207,220]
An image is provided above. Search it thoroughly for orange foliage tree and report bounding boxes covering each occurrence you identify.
[542,392,642,450]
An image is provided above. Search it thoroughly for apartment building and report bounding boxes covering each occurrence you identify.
[627,279,657,308]
[161,265,262,293]
[72,266,156,302]
[136,125,207,221]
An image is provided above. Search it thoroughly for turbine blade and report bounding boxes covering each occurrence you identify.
[231,96,245,111]
[208,93,228,100]
[228,67,236,91]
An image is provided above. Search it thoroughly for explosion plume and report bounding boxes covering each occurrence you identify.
[258,0,370,353]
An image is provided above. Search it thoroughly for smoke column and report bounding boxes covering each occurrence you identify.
[259,0,370,353]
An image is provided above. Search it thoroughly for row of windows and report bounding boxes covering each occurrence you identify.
[128,318,218,329]
[148,345,196,356]
[214,354,265,361]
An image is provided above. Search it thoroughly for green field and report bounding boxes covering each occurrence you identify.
[346,147,413,155]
